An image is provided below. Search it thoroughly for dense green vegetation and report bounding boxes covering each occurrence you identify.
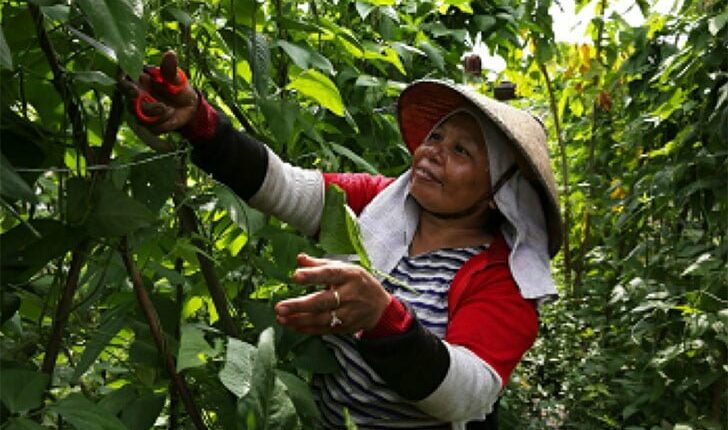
[0,0,726,428]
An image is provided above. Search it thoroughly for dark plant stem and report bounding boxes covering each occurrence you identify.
[574,0,607,292]
[29,4,91,163]
[538,61,572,290]
[41,242,89,377]
[169,257,185,430]
[119,237,207,430]
[176,201,242,339]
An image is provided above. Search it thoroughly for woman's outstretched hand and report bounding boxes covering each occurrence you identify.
[275,254,392,335]
[119,50,199,134]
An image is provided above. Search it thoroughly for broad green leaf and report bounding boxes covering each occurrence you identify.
[238,327,298,429]
[0,369,49,413]
[708,11,728,36]
[276,370,320,420]
[50,393,127,430]
[0,25,12,70]
[417,41,444,71]
[0,155,37,202]
[4,418,46,430]
[249,32,271,96]
[75,0,145,79]
[345,205,371,270]
[328,142,380,175]
[214,183,266,235]
[130,152,177,212]
[319,185,357,256]
[41,4,70,22]
[73,305,129,381]
[98,385,137,415]
[291,336,338,374]
[1,219,83,285]
[319,185,370,267]
[219,337,256,398]
[164,7,192,26]
[355,2,376,19]
[177,324,217,372]
[120,392,165,430]
[85,181,156,237]
[72,71,116,87]
[277,40,334,75]
[287,69,345,117]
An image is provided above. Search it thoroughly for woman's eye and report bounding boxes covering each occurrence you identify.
[454,144,470,156]
[427,131,443,142]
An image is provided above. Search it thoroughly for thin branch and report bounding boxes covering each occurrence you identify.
[175,164,242,339]
[41,241,90,376]
[538,62,572,291]
[574,0,608,291]
[119,237,207,430]
[28,4,90,163]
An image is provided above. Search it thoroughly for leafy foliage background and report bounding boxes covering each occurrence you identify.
[0,0,726,429]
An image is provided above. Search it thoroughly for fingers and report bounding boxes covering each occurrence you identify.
[276,289,339,317]
[160,51,179,84]
[296,253,331,268]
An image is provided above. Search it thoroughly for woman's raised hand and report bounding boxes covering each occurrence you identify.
[275,254,392,335]
[119,50,199,134]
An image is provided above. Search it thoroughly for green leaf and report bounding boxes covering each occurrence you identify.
[98,385,137,415]
[164,7,192,26]
[4,418,46,430]
[214,184,266,235]
[319,185,357,256]
[355,2,376,19]
[129,152,177,212]
[50,393,128,430]
[287,69,345,117]
[318,185,370,267]
[0,25,12,70]
[219,337,256,398]
[345,205,371,270]
[417,41,444,71]
[1,219,83,285]
[72,305,129,381]
[75,0,145,79]
[328,142,379,175]
[72,71,116,87]
[177,324,217,372]
[276,370,320,420]
[85,181,156,237]
[238,327,298,429]
[279,41,333,75]
[291,336,338,374]
[0,369,49,413]
[709,11,728,36]
[0,154,37,202]
[120,392,165,430]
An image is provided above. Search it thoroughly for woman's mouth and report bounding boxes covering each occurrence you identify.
[414,167,442,184]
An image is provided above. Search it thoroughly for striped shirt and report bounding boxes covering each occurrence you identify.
[313,245,488,429]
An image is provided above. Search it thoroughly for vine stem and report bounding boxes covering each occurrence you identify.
[119,237,207,430]
[574,0,608,291]
[40,241,89,376]
[537,62,572,291]
[174,160,242,339]
[28,4,91,163]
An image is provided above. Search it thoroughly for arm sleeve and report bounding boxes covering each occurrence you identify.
[323,173,395,215]
[358,263,538,422]
[182,97,325,235]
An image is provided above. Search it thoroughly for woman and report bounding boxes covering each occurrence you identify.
[122,52,562,429]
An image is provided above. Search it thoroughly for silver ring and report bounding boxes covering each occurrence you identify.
[332,290,341,309]
[330,310,342,328]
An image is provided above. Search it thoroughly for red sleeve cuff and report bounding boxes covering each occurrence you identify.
[179,92,218,143]
[362,296,413,339]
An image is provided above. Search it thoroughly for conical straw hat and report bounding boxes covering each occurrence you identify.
[397,79,563,257]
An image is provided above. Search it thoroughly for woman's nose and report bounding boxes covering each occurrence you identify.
[425,141,445,164]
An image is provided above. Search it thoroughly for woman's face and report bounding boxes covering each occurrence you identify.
[410,112,492,217]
